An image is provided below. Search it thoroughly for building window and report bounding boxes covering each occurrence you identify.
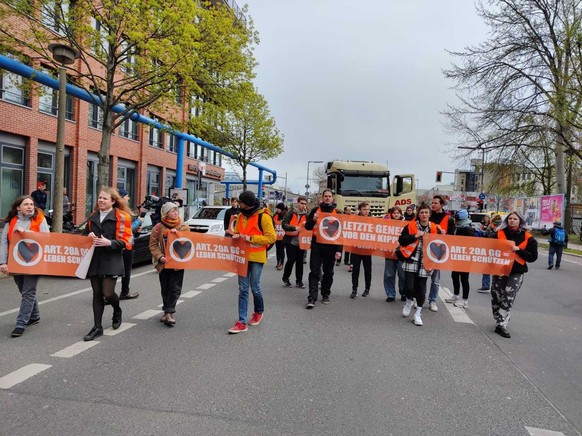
[38,69,74,120]
[187,141,197,159]
[147,170,160,196]
[120,39,137,75]
[41,0,69,35]
[119,117,139,140]
[149,126,163,148]
[167,134,177,153]
[117,165,136,208]
[0,145,24,218]
[166,174,175,196]
[90,17,109,57]
[0,57,31,107]
[88,102,104,129]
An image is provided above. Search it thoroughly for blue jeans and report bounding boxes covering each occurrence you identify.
[481,274,491,288]
[428,269,440,303]
[238,261,264,324]
[384,258,404,298]
[548,244,563,268]
[13,275,40,329]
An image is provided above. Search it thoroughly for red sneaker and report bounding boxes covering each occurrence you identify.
[228,321,248,334]
[249,312,263,326]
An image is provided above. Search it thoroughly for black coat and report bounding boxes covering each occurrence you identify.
[494,228,538,275]
[84,210,128,277]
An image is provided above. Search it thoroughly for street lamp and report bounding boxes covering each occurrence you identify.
[49,43,79,232]
[306,160,323,197]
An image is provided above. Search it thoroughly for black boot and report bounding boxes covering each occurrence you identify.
[112,309,122,330]
[362,289,370,297]
[84,326,103,341]
[350,289,357,299]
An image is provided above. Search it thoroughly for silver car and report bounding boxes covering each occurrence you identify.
[186,206,229,235]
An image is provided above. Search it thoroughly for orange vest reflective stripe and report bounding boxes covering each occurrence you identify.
[88,210,133,250]
[7,211,44,243]
[285,212,306,236]
[398,220,439,259]
[498,229,532,265]
[437,214,450,233]
[238,213,266,253]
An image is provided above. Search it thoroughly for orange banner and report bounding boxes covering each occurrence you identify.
[422,234,515,275]
[164,232,248,275]
[314,214,407,250]
[298,228,312,251]
[274,220,284,241]
[345,246,398,259]
[226,215,237,235]
[8,231,94,277]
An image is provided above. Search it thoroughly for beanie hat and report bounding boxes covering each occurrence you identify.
[118,188,128,197]
[161,201,178,217]
[276,202,286,211]
[239,191,257,207]
[455,209,469,221]
[553,220,562,226]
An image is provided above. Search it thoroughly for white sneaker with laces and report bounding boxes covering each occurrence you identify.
[454,299,468,309]
[429,302,438,312]
[414,308,423,326]
[445,295,459,303]
[402,300,414,317]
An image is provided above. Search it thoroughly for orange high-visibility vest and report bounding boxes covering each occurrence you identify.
[88,209,133,250]
[7,210,45,243]
[398,220,439,259]
[238,213,266,253]
[285,212,306,236]
[436,214,450,233]
[497,229,532,265]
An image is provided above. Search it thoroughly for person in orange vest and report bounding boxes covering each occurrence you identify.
[304,189,342,309]
[281,196,308,288]
[0,195,50,337]
[397,203,443,326]
[491,211,537,338]
[82,187,133,341]
[228,190,277,334]
[274,202,288,270]
[427,195,455,312]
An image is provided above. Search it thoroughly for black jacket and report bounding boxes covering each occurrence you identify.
[223,206,239,235]
[494,228,538,275]
[84,210,128,277]
[305,202,342,251]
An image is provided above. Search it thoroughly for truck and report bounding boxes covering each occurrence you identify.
[324,160,415,217]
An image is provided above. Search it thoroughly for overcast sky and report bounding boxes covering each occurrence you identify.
[240,0,488,193]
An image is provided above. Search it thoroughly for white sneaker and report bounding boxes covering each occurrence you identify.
[429,302,438,312]
[477,288,490,294]
[445,295,459,303]
[414,310,423,326]
[402,300,414,317]
[454,299,468,309]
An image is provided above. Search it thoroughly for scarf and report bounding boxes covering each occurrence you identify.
[161,215,182,237]
[455,218,472,229]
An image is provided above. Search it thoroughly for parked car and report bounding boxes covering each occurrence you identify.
[70,211,154,266]
[469,212,490,231]
[187,206,229,235]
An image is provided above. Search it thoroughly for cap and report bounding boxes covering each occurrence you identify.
[239,191,257,207]
[118,188,128,197]
[455,209,469,220]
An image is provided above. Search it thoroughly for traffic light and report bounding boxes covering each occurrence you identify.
[436,171,442,183]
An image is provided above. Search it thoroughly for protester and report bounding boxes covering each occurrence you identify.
[149,202,190,326]
[0,196,50,337]
[228,190,276,333]
[304,189,342,308]
[403,205,416,221]
[350,202,373,298]
[223,197,240,237]
[274,202,287,270]
[398,203,442,326]
[30,181,48,211]
[341,206,353,268]
[541,221,568,270]
[281,196,308,288]
[445,209,476,308]
[83,187,133,341]
[478,214,492,291]
[490,212,538,338]
[383,205,405,302]
[427,195,454,312]
[62,187,71,213]
[118,188,141,300]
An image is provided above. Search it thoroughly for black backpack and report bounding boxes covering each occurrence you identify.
[257,212,276,251]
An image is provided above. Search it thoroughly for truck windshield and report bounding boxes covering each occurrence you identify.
[338,174,390,198]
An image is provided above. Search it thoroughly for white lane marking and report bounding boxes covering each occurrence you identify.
[181,291,202,298]
[223,273,237,277]
[132,309,163,320]
[211,277,228,283]
[197,283,216,290]
[51,341,100,358]
[439,287,475,325]
[157,300,183,308]
[268,254,275,258]
[525,427,565,436]
[0,269,157,318]
[103,322,135,336]
[0,364,52,389]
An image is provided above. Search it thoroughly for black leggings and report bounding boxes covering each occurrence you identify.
[351,253,372,291]
[404,272,428,307]
[90,276,120,327]
[451,271,470,299]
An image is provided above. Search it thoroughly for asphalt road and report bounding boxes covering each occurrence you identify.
[0,249,580,435]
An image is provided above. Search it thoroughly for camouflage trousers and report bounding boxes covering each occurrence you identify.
[491,273,524,328]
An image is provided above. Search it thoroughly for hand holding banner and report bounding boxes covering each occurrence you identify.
[423,234,515,275]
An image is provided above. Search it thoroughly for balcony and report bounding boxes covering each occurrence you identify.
[210,0,246,24]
